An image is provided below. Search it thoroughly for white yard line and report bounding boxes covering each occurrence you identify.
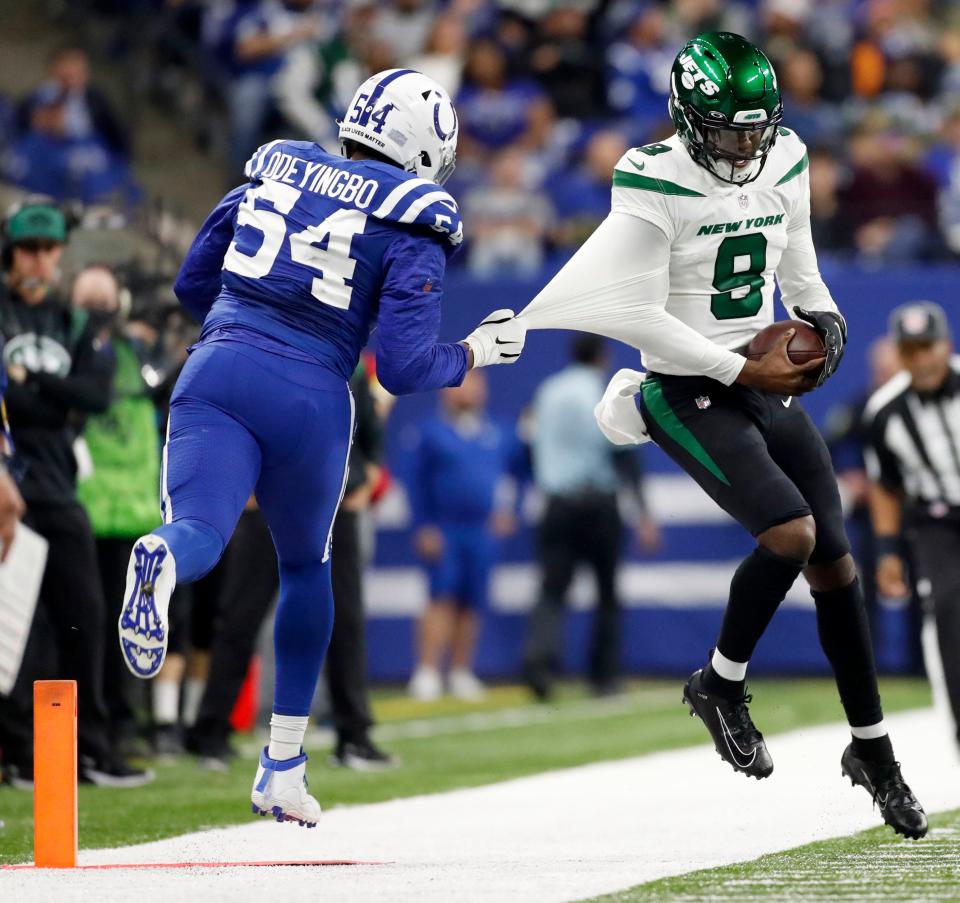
[6,709,959,903]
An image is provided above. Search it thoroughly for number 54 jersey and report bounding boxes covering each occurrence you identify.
[611,128,827,377]
[175,139,463,381]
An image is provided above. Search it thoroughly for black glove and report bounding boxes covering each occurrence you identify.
[793,306,846,386]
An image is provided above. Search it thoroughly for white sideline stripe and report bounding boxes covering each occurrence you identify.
[365,560,815,617]
[11,709,959,902]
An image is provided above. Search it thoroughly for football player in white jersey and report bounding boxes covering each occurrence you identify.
[520,32,927,838]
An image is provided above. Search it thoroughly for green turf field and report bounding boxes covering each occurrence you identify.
[0,677,932,865]
[587,807,960,901]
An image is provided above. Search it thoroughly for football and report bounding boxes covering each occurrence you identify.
[746,320,826,368]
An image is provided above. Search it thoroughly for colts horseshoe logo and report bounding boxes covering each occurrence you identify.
[433,101,458,141]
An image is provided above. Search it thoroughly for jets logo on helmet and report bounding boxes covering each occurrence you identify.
[339,69,458,186]
[669,32,783,185]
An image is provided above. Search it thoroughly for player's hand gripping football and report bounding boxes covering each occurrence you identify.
[462,309,527,368]
[793,307,847,386]
[737,328,825,396]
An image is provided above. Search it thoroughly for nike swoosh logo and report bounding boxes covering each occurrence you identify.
[628,159,645,172]
[495,338,515,345]
[781,396,793,408]
[716,707,758,769]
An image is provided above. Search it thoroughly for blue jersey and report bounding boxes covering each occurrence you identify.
[407,413,524,526]
[174,139,468,394]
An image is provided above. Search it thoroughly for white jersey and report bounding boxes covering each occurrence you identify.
[521,127,838,385]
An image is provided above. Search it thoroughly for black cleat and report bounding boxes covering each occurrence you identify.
[840,744,928,839]
[682,669,773,779]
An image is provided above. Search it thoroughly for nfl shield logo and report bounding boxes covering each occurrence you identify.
[695,395,712,410]
[738,193,749,209]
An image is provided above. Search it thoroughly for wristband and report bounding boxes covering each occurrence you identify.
[875,535,901,558]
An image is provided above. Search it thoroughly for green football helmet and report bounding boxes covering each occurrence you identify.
[669,32,783,185]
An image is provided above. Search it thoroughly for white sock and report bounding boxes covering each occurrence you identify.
[182,678,206,728]
[268,714,309,761]
[851,721,887,740]
[711,648,748,682]
[152,679,179,725]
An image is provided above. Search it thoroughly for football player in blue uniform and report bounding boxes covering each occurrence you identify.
[117,69,526,826]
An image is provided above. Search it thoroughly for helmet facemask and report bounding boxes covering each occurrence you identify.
[699,115,780,184]
[676,98,782,185]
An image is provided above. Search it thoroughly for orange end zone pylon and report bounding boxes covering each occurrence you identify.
[33,680,78,868]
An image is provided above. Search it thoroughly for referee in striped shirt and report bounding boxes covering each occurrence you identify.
[863,301,960,750]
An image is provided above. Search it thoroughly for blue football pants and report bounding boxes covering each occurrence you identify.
[153,338,353,716]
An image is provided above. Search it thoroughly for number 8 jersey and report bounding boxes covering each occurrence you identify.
[608,127,833,379]
[174,139,465,386]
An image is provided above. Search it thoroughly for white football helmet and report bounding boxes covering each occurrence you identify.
[339,69,458,185]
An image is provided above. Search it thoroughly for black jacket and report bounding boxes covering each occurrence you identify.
[0,285,116,506]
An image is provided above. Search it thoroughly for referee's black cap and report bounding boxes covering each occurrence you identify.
[889,301,952,344]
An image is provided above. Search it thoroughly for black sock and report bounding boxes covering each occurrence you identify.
[852,733,895,765]
[813,578,884,729]
[702,660,745,700]
[716,545,805,663]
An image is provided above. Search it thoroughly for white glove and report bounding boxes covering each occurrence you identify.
[594,368,652,446]
[462,309,527,368]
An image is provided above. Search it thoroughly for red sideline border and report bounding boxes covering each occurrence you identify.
[2,859,387,870]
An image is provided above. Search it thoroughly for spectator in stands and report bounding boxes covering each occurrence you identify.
[18,46,129,157]
[530,5,607,121]
[549,129,628,249]
[73,265,160,755]
[808,146,854,254]
[0,201,151,787]
[406,15,468,96]
[926,107,960,255]
[463,147,553,277]
[455,38,553,162]
[838,118,942,262]
[207,0,322,174]
[604,4,673,141]
[407,370,523,702]
[5,47,138,204]
[523,336,659,701]
[372,0,435,62]
[778,47,843,150]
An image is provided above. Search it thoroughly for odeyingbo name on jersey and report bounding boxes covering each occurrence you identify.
[244,139,463,248]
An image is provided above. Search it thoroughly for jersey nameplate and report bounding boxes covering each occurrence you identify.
[696,213,785,236]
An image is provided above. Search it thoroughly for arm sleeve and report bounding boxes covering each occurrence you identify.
[777,169,840,317]
[612,447,648,515]
[174,185,246,323]
[405,430,435,528]
[519,213,746,385]
[375,233,468,396]
[862,410,904,492]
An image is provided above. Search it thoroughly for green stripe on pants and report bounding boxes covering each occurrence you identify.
[641,378,731,486]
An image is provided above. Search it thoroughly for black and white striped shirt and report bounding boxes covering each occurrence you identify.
[863,358,960,512]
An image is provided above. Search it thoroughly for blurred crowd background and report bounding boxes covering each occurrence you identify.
[0,0,958,773]
[6,0,960,271]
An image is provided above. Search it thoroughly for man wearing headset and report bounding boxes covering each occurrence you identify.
[0,201,152,788]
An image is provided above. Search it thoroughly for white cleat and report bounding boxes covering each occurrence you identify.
[408,665,443,701]
[117,535,176,679]
[449,668,486,702]
[250,747,321,828]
